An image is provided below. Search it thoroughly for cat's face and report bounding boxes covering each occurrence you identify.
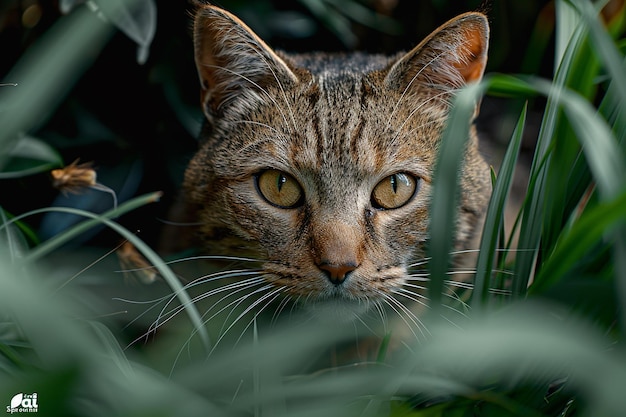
[183,5,491,317]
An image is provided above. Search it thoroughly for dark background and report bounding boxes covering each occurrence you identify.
[0,0,554,249]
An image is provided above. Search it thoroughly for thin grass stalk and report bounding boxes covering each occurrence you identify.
[573,0,626,122]
[427,82,483,311]
[521,78,625,199]
[572,0,626,336]
[598,57,626,338]
[512,19,587,297]
[0,207,20,262]
[0,192,162,261]
[493,76,626,291]
[472,103,526,308]
[0,193,211,350]
[555,0,581,70]
[532,189,626,290]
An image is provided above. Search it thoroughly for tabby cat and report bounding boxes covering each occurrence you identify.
[180,4,491,324]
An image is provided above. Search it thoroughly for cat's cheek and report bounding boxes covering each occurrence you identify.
[225,182,298,245]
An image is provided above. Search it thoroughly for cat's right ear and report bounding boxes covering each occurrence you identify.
[384,12,489,105]
[193,5,298,121]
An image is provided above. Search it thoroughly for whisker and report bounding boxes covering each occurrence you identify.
[394,286,470,323]
[391,287,429,310]
[271,294,293,325]
[438,280,512,296]
[406,247,532,269]
[171,255,266,266]
[372,301,389,334]
[155,218,203,227]
[168,285,286,376]
[148,271,264,328]
[216,283,276,333]
[128,275,266,347]
[231,288,285,347]
[379,290,430,341]
[167,280,277,374]
[405,274,512,296]
[208,284,281,354]
[401,281,469,304]
[115,294,175,345]
[179,283,281,360]
[352,309,381,340]
[114,257,264,281]
[183,269,264,291]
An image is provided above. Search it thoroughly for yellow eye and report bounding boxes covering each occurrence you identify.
[256,169,303,208]
[371,173,418,209]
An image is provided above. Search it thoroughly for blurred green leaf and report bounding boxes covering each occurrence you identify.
[0,208,32,262]
[0,135,62,179]
[93,0,157,64]
[59,0,84,14]
[1,192,211,352]
[324,0,402,35]
[299,0,357,47]
[1,1,626,416]
[60,0,157,64]
[0,6,114,165]
[2,192,163,261]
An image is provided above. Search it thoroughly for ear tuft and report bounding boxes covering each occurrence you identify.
[193,5,298,119]
[385,12,489,100]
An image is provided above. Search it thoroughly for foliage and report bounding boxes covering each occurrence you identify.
[1,0,626,416]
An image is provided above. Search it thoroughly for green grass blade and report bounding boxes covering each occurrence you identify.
[574,0,626,122]
[532,190,626,291]
[529,78,625,199]
[555,0,581,71]
[510,14,590,296]
[0,192,163,261]
[472,103,526,308]
[427,82,484,310]
[1,192,211,350]
[0,135,63,179]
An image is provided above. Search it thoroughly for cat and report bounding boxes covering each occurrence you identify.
[178,3,491,327]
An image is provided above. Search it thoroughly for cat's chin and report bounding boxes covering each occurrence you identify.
[304,297,372,324]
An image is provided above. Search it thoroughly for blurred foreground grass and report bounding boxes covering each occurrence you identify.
[1,0,626,416]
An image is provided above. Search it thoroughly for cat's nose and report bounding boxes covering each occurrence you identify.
[318,262,358,285]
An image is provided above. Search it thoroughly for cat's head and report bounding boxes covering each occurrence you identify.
[184,5,491,317]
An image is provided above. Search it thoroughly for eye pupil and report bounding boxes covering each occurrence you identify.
[390,174,397,193]
[277,173,287,192]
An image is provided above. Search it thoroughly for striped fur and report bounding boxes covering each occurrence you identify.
[183,5,491,312]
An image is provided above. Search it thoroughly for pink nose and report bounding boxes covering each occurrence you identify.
[318,262,358,285]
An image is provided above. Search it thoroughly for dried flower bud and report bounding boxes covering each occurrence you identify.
[50,159,118,209]
[117,241,158,285]
[51,159,97,195]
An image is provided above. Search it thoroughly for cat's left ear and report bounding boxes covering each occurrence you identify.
[385,12,489,102]
[193,5,298,120]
